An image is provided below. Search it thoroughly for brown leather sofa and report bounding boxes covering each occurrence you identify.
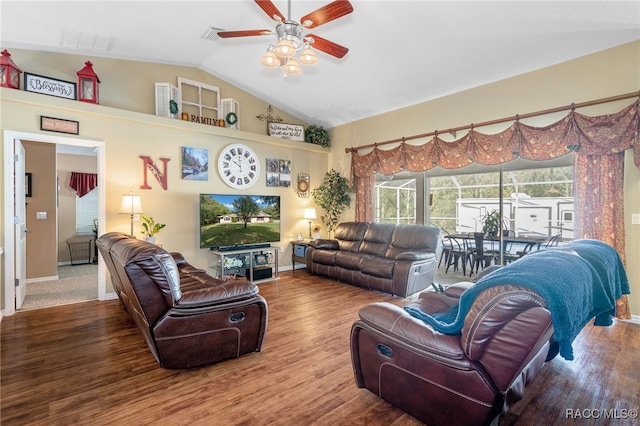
[351,282,554,426]
[97,232,268,369]
[305,222,442,297]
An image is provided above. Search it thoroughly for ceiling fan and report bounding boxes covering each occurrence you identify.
[217,0,353,74]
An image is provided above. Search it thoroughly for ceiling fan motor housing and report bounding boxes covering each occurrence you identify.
[276,21,305,49]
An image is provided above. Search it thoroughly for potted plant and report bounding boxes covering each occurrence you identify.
[140,215,166,243]
[311,169,351,238]
[304,124,330,148]
[480,210,507,236]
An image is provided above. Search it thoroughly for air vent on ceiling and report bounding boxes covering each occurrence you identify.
[60,29,112,51]
[201,27,225,41]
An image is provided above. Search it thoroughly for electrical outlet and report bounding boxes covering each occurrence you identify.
[632,213,640,225]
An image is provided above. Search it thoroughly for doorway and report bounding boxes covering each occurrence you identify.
[3,130,107,316]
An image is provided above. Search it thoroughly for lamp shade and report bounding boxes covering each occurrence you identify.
[303,208,317,220]
[274,39,296,58]
[298,48,318,66]
[284,58,302,76]
[260,50,281,68]
[118,194,143,214]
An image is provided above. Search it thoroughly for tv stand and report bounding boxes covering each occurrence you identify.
[209,245,278,283]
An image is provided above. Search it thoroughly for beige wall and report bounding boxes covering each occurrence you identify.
[24,141,58,279]
[2,41,639,316]
[331,40,640,316]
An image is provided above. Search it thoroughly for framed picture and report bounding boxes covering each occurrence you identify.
[24,73,76,100]
[25,173,32,197]
[268,122,304,141]
[254,254,268,265]
[40,116,79,135]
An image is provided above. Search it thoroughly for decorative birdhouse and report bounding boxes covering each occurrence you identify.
[76,61,100,103]
[0,49,22,89]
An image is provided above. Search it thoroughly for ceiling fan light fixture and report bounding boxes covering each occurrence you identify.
[275,39,296,58]
[284,58,302,75]
[298,47,318,66]
[260,49,281,68]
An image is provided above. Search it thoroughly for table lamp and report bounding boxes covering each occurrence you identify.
[303,208,317,239]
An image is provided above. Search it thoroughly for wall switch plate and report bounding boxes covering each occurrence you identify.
[632,213,640,225]
[36,211,47,220]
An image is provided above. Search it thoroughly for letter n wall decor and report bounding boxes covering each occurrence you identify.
[140,156,170,190]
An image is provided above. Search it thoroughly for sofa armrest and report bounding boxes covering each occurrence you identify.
[395,250,433,261]
[174,280,259,309]
[170,252,207,274]
[309,239,339,250]
[358,302,465,361]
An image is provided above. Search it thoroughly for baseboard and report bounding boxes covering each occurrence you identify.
[26,275,58,284]
[620,314,640,325]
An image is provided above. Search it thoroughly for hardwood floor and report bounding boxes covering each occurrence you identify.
[2,270,638,425]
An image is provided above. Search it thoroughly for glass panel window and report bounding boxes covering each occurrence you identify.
[76,188,98,235]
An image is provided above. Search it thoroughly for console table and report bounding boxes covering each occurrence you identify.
[209,246,278,283]
[290,240,310,271]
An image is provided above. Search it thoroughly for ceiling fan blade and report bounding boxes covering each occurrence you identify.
[300,0,354,29]
[254,0,286,21]
[307,34,349,59]
[217,29,273,38]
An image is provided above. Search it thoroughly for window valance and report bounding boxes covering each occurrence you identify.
[70,172,98,197]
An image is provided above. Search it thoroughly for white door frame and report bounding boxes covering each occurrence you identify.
[3,130,106,316]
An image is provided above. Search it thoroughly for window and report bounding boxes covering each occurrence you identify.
[374,162,574,240]
[76,188,98,235]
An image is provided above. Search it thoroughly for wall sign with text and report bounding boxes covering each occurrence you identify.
[24,73,76,100]
[268,122,304,141]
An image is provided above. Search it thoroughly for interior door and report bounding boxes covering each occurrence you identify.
[14,139,27,309]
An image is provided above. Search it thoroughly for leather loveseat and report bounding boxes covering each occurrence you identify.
[97,232,268,369]
[305,222,442,297]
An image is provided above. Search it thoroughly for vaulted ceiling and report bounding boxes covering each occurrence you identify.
[2,1,639,128]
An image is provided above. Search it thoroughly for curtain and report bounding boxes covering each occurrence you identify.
[69,172,98,197]
[350,100,638,318]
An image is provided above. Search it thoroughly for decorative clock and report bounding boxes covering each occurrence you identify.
[217,144,260,189]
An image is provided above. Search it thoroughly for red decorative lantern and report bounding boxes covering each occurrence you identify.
[76,61,100,103]
[0,49,22,89]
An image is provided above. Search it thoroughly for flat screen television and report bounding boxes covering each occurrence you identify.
[199,194,281,249]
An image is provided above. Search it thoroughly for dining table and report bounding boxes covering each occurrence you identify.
[444,232,552,264]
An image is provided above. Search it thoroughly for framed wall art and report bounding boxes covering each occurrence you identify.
[24,73,76,100]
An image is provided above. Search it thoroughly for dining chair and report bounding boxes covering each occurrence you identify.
[469,232,498,276]
[444,235,471,275]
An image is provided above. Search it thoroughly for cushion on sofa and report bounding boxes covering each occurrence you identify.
[153,253,183,305]
[335,251,365,270]
[359,222,395,257]
[335,222,369,252]
[359,254,395,279]
[386,224,441,259]
[311,249,338,266]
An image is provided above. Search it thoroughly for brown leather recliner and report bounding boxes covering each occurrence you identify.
[350,283,554,426]
[97,232,268,369]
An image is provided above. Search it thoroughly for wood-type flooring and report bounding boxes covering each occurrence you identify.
[2,270,638,425]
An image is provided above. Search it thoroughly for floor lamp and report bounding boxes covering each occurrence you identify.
[118,192,143,236]
[303,208,317,240]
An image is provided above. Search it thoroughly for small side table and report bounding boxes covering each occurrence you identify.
[291,240,310,271]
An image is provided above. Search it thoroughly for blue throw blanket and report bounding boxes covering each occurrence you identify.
[405,240,630,360]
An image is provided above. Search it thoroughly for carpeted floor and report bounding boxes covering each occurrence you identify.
[20,264,98,311]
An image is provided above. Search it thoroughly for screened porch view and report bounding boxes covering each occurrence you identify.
[374,164,574,241]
